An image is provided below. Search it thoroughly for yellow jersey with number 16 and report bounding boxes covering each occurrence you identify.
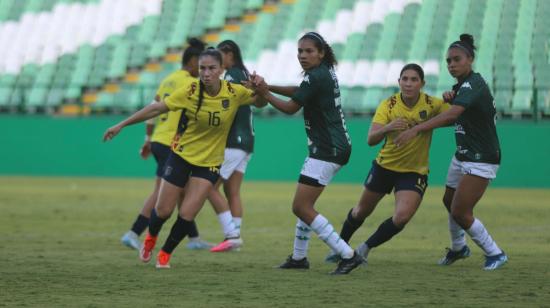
[164,80,255,167]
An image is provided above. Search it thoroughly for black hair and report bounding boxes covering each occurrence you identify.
[195,48,224,119]
[181,37,206,67]
[299,32,338,68]
[400,63,425,81]
[217,40,250,78]
[448,33,476,59]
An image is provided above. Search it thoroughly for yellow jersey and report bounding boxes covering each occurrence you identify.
[372,92,450,175]
[164,80,255,166]
[150,70,195,146]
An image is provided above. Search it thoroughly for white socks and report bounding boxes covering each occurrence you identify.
[291,219,311,260]
[310,214,354,259]
[217,211,239,238]
[466,218,502,256]
[448,214,467,251]
[233,217,242,230]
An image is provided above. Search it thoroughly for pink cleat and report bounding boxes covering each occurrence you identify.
[210,237,243,252]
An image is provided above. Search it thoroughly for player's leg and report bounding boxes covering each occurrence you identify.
[121,176,161,250]
[122,142,169,250]
[356,172,426,261]
[224,170,245,229]
[325,187,384,263]
[141,153,191,263]
[156,175,214,268]
[452,168,506,270]
[140,179,184,263]
[438,157,471,265]
[280,158,363,274]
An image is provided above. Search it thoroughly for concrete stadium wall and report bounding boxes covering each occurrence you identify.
[0,115,548,188]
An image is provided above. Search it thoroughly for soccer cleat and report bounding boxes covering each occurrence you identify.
[330,252,365,275]
[186,238,214,250]
[210,237,243,252]
[483,251,508,270]
[324,250,341,263]
[156,250,171,269]
[139,233,157,263]
[278,255,310,269]
[438,245,471,265]
[121,231,141,250]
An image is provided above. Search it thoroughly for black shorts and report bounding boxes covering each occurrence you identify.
[162,152,221,188]
[364,161,428,197]
[151,142,171,177]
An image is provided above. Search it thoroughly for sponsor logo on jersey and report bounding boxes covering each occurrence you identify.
[454,123,466,135]
[461,82,472,89]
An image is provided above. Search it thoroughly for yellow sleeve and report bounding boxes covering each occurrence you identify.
[164,81,196,111]
[434,97,451,114]
[235,84,255,106]
[372,99,390,125]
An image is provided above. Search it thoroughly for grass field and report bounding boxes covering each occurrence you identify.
[1,176,549,307]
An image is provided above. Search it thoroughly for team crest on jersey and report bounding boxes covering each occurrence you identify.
[303,75,310,84]
[419,110,427,119]
[222,99,230,109]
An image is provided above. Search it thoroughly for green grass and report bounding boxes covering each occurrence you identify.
[1,176,549,307]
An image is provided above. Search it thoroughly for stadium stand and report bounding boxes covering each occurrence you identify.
[0,0,548,117]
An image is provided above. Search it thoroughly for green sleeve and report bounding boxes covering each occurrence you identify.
[291,72,317,106]
[453,82,481,108]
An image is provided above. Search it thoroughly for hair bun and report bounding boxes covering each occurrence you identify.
[187,37,206,50]
[459,33,475,50]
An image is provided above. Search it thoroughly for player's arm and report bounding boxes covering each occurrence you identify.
[268,85,298,97]
[394,105,465,146]
[140,119,155,159]
[246,73,297,112]
[103,101,169,142]
[367,118,408,146]
[262,93,301,114]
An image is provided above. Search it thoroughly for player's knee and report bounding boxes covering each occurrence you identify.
[392,214,411,228]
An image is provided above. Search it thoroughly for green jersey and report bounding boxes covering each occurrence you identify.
[224,67,254,153]
[291,63,352,165]
[451,72,501,164]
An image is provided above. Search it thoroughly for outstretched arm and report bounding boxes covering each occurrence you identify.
[394,105,465,147]
[248,74,301,114]
[268,85,299,97]
[103,101,169,142]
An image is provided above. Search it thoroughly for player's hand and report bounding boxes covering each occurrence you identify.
[103,124,123,142]
[443,91,455,102]
[140,141,151,159]
[394,127,418,147]
[384,118,408,133]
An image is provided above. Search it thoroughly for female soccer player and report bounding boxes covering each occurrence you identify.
[252,32,363,275]
[104,49,266,268]
[395,34,507,270]
[325,64,449,265]
[208,40,256,252]
[120,38,211,251]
